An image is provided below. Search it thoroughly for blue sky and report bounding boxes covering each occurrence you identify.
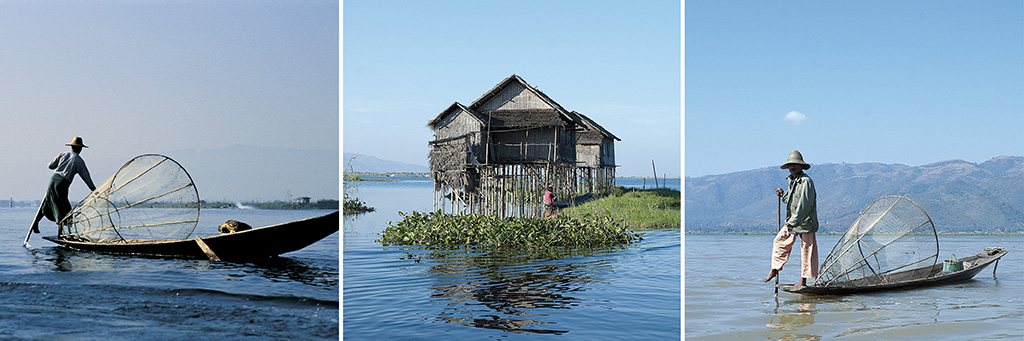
[0,1,338,201]
[686,1,1023,177]
[5,1,1017,198]
[343,0,681,177]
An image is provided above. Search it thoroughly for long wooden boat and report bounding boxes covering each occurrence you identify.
[779,247,1008,295]
[43,211,338,262]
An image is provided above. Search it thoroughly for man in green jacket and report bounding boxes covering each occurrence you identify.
[763,150,819,287]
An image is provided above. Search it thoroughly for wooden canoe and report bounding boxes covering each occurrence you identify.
[779,247,1008,295]
[43,211,338,261]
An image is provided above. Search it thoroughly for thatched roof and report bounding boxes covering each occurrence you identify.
[480,109,565,129]
[569,111,620,141]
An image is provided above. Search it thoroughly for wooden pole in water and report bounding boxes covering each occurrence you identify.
[651,160,658,188]
[22,225,34,248]
[23,193,48,248]
[775,196,782,296]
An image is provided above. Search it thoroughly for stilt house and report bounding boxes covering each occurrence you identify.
[427,74,619,217]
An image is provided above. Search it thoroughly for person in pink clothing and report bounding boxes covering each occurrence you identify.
[763,150,819,287]
[543,187,554,216]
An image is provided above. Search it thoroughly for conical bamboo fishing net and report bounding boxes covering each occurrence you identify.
[816,196,938,287]
[60,154,200,243]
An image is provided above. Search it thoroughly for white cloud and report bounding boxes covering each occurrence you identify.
[784,111,807,125]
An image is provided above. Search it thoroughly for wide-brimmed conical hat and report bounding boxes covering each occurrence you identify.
[781,150,809,169]
[65,136,89,148]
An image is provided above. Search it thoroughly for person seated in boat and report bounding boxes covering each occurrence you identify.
[30,137,97,235]
[218,220,252,234]
[763,150,819,287]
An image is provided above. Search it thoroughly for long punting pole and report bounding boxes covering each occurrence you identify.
[22,225,33,248]
[23,193,48,248]
[775,196,781,296]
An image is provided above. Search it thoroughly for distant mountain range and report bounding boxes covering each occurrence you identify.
[343,153,429,173]
[685,156,1024,233]
[166,146,339,202]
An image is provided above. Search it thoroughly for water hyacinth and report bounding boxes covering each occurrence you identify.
[379,211,642,249]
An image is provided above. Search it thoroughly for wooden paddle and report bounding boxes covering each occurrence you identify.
[195,236,221,261]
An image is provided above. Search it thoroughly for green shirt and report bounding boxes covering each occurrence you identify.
[782,172,818,234]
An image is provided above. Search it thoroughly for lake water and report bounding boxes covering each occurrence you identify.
[1,208,338,339]
[685,234,1024,339]
[343,177,681,339]
[616,177,681,191]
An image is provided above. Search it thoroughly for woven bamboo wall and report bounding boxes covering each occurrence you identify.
[428,137,469,191]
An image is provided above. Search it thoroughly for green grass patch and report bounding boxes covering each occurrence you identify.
[379,210,642,249]
[343,173,398,182]
[560,186,680,229]
[685,232,1024,236]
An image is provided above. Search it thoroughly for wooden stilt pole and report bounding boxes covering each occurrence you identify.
[652,159,658,188]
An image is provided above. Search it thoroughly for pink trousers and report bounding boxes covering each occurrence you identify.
[770,228,818,279]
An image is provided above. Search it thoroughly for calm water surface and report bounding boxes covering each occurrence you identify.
[616,177,680,191]
[0,208,338,339]
[685,234,1023,340]
[343,177,681,339]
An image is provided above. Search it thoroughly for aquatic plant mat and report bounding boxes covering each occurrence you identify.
[379,211,642,248]
[343,198,375,215]
[343,156,376,215]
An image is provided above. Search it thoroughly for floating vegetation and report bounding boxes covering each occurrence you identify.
[379,211,642,249]
[343,198,375,215]
[343,155,375,215]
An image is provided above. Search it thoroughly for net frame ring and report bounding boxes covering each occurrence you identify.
[63,154,201,241]
[815,195,938,287]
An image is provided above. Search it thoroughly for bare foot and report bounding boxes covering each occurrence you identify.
[763,269,779,282]
[794,278,808,287]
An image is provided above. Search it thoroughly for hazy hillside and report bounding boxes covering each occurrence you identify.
[166,146,338,202]
[343,153,428,173]
[686,156,1024,233]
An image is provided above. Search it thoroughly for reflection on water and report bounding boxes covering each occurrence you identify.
[402,247,619,335]
[27,247,116,272]
[27,246,337,289]
[346,179,679,339]
[769,297,820,341]
[221,257,339,288]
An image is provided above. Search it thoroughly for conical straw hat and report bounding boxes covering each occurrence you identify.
[65,136,89,148]
[781,150,809,169]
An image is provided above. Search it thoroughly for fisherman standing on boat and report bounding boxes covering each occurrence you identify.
[763,150,819,287]
[29,137,97,235]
